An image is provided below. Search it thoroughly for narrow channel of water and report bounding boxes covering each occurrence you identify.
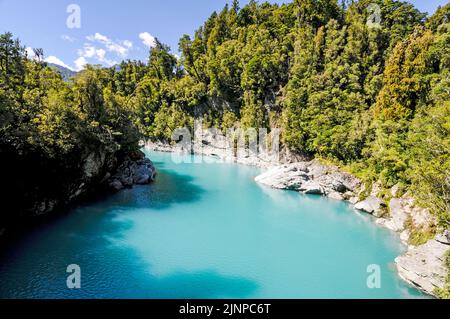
[0,151,425,298]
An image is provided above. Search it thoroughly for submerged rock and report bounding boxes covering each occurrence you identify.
[395,239,449,296]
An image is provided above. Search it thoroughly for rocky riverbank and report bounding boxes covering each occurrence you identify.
[145,141,449,297]
[106,153,157,191]
[1,149,156,236]
[146,140,309,169]
[33,150,157,216]
[254,162,449,297]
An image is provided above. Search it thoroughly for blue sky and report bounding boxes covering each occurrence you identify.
[0,0,448,71]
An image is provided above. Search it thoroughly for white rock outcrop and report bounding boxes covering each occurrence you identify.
[255,163,309,190]
[395,239,449,296]
[354,196,384,216]
[254,161,361,197]
[384,198,409,232]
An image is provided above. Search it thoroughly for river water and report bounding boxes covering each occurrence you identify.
[0,151,425,298]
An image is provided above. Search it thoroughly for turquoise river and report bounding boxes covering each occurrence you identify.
[0,151,426,298]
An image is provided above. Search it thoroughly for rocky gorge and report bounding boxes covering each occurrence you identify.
[0,149,156,236]
[145,140,449,298]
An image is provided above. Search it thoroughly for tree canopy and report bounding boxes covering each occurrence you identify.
[1,0,449,236]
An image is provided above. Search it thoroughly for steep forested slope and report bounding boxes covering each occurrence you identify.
[125,0,450,229]
[1,0,449,295]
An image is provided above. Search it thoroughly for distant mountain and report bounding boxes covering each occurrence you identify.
[47,63,78,81]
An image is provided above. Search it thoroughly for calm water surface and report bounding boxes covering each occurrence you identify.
[0,151,425,298]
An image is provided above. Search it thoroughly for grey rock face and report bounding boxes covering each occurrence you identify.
[33,199,58,216]
[379,196,436,234]
[255,161,361,196]
[379,198,410,232]
[389,199,408,230]
[255,163,310,190]
[436,232,450,245]
[27,150,157,217]
[327,191,344,201]
[109,179,124,191]
[354,196,384,216]
[83,151,106,179]
[300,181,324,195]
[107,156,156,191]
[395,240,449,296]
[391,184,401,197]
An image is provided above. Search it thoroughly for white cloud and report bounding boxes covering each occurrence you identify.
[106,42,128,57]
[86,32,132,57]
[77,43,117,67]
[25,47,35,58]
[74,32,133,69]
[87,32,109,43]
[74,56,88,71]
[139,32,156,48]
[61,35,76,42]
[96,48,106,61]
[78,44,96,58]
[45,56,75,71]
[123,40,133,49]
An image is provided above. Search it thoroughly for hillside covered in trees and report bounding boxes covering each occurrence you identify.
[133,0,449,230]
[0,0,449,294]
[0,33,143,227]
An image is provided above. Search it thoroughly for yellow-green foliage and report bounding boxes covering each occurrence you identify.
[1,0,449,230]
[435,249,450,299]
[404,215,436,246]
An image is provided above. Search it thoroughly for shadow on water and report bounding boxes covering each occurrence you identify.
[0,159,205,261]
[0,206,258,299]
[0,156,258,299]
[95,163,206,212]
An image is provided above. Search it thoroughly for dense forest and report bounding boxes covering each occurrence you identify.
[0,35,143,226]
[152,0,449,231]
[0,0,449,294]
